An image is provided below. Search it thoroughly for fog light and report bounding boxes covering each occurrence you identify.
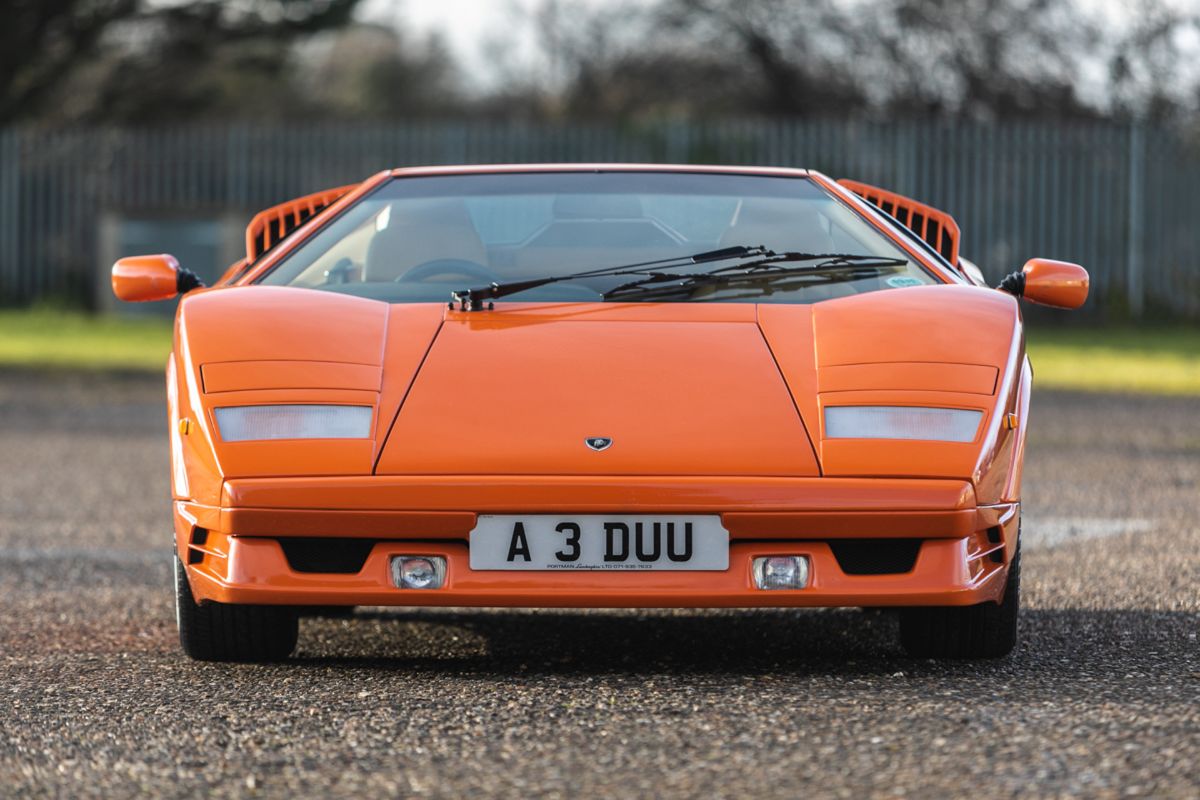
[753,556,810,590]
[391,556,446,589]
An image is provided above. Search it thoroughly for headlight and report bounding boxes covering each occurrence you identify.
[214,404,372,442]
[824,406,982,442]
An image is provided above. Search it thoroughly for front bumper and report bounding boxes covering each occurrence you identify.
[175,476,1020,608]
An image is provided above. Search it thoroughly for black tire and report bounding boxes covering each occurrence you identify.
[899,546,1020,659]
[174,556,299,662]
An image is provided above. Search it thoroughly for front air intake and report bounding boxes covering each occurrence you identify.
[828,539,922,575]
[278,538,377,574]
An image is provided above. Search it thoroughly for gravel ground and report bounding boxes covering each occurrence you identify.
[0,370,1197,799]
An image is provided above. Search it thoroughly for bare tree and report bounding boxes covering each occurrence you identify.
[657,0,865,116]
[296,24,463,120]
[1,0,363,123]
[476,0,863,120]
[7,0,1200,125]
[1108,0,1200,121]
[497,0,1200,123]
[863,0,1101,120]
[0,0,139,122]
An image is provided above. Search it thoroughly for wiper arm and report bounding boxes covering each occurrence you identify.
[602,253,910,300]
[450,245,769,311]
[704,251,909,273]
[604,253,902,299]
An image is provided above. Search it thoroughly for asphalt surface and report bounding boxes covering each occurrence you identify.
[0,369,1197,799]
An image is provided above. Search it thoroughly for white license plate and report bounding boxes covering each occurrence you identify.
[469,515,729,571]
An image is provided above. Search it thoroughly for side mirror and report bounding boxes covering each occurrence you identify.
[111,254,204,303]
[997,258,1089,310]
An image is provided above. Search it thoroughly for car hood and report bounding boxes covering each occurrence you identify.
[180,285,1019,484]
[375,303,821,476]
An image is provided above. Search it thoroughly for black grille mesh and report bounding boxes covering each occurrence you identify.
[279,538,377,574]
[828,539,922,575]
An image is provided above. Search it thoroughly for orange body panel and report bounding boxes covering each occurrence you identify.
[837,178,962,266]
[201,361,382,393]
[375,304,821,477]
[135,164,1076,612]
[244,184,358,262]
[186,538,1010,609]
[215,259,248,287]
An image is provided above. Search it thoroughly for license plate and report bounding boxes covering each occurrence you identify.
[469,515,729,571]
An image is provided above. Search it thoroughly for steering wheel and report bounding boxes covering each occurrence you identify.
[396,259,500,283]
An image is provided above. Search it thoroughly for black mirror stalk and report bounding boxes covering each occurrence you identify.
[997,270,1025,297]
[176,267,206,294]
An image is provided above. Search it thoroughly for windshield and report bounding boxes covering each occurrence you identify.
[257,172,938,304]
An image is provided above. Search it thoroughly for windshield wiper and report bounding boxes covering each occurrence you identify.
[601,253,910,301]
[450,245,769,311]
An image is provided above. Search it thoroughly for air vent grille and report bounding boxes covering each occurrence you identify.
[838,179,961,264]
[245,184,357,263]
[828,539,922,575]
[278,538,377,574]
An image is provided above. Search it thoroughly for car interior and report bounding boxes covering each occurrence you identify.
[263,186,932,304]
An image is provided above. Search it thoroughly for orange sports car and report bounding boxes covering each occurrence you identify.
[112,165,1088,662]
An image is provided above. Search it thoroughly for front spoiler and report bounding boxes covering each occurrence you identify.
[174,476,1019,609]
[186,538,1011,608]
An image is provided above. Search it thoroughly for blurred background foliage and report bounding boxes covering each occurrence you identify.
[4,0,1200,126]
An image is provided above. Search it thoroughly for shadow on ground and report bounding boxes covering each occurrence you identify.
[285,606,1199,682]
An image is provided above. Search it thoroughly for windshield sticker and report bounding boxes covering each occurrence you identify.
[886,275,924,288]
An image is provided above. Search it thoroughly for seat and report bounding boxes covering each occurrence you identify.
[514,193,681,273]
[363,201,488,282]
[550,194,644,220]
[719,199,835,253]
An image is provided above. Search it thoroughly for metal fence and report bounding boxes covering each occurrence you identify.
[1,121,1198,318]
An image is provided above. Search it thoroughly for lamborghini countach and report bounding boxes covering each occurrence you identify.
[111,165,1088,661]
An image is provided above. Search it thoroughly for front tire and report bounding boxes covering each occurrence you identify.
[174,556,298,662]
[899,546,1020,659]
